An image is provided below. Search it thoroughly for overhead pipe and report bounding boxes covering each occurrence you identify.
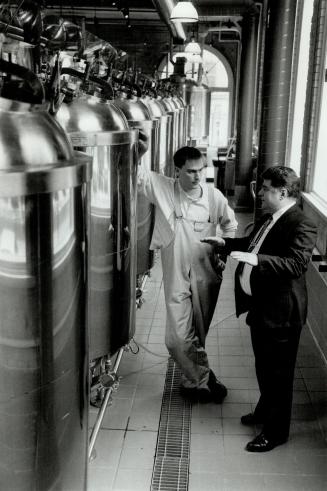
[151,0,186,42]
[196,0,260,16]
[253,0,267,133]
[151,0,259,41]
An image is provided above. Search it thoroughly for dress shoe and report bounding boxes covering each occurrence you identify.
[245,432,288,452]
[207,369,227,403]
[180,386,212,403]
[240,413,264,426]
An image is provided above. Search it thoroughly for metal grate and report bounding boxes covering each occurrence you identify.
[151,358,192,491]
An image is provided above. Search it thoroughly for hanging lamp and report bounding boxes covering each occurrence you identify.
[185,38,201,55]
[170,1,198,23]
[189,53,202,64]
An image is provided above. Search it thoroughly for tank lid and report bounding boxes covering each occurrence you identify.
[113,97,152,123]
[0,97,73,171]
[55,95,129,134]
[0,97,92,195]
[169,97,183,110]
[142,97,166,119]
[155,98,169,114]
[160,98,178,113]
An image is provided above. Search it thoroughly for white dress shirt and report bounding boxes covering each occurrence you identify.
[240,202,296,295]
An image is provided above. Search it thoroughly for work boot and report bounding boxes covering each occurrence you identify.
[180,386,212,403]
[207,369,227,403]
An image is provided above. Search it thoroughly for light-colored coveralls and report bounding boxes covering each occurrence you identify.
[138,167,237,388]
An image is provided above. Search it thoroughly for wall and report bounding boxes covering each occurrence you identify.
[302,197,327,363]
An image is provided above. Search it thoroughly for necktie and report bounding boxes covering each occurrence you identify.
[238,215,273,275]
[247,214,273,252]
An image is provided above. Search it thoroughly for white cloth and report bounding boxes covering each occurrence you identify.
[137,166,238,249]
[240,202,296,295]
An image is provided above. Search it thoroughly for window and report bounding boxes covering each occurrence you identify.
[159,49,228,87]
[208,92,230,147]
[158,46,233,148]
[312,46,327,204]
[288,0,314,175]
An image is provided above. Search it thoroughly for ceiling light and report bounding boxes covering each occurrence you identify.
[189,54,202,64]
[185,38,201,55]
[170,1,198,23]
[122,7,129,18]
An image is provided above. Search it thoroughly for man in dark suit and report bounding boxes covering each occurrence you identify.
[202,166,317,452]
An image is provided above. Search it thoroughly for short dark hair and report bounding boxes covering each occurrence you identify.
[173,146,203,169]
[261,166,300,198]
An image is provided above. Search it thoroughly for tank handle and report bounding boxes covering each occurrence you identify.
[0,59,45,104]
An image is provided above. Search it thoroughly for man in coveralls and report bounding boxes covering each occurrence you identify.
[138,146,238,402]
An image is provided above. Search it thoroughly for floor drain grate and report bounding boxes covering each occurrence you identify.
[151,358,192,491]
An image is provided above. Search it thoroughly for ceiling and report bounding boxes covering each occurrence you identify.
[42,0,257,48]
[43,1,256,25]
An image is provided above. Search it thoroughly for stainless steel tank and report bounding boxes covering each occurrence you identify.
[176,95,190,145]
[56,95,138,359]
[158,97,179,176]
[182,81,211,140]
[142,96,172,175]
[113,96,159,276]
[0,97,91,491]
[170,96,186,149]
[156,98,175,177]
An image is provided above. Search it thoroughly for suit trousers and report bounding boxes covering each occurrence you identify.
[250,321,302,440]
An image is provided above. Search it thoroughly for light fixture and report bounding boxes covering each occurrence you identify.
[184,38,201,55]
[170,1,198,23]
[189,53,202,64]
[122,7,129,19]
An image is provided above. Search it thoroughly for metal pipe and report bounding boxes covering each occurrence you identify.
[235,10,259,208]
[255,0,297,220]
[88,347,125,459]
[197,0,259,16]
[151,0,186,42]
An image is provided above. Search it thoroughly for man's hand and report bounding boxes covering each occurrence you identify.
[200,236,226,248]
[230,251,258,266]
[137,129,149,161]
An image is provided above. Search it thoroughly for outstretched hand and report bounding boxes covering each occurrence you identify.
[230,251,258,266]
[137,129,149,160]
[200,236,226,248]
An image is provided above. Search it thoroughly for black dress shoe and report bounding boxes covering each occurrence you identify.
[207,369,228,404]
[240,413,264,426]
[245,432,288,452]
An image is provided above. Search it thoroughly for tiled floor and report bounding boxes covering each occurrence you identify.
[89,215,327,491]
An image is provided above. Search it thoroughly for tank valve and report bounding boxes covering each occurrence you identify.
[99,372,119,389]
[136,293,145,309]
[90,360,120,407]
[104,357,112,372]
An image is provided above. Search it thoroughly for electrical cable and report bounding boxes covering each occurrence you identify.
[209,311,237,329]
[132,338,169,359]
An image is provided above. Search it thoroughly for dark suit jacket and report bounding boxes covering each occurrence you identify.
[223,205,317,328]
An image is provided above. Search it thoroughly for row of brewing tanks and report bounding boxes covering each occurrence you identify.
[0,18,211,491]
